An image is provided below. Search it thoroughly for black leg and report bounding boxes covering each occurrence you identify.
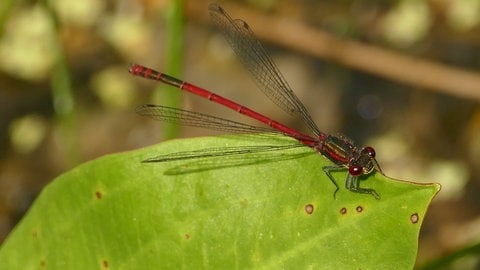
[323,165,380,200]
[345,173,380,199]
[322,165,344,199]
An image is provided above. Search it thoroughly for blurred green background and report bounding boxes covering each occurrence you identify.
[0,0,479,268]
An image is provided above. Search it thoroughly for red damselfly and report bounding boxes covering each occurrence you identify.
[129,3,382,199]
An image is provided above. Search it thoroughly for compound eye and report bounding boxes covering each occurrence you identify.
[364,146,376,158]
[349,165,363,176]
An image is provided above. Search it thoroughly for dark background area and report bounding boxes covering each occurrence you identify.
[0,0,479,268]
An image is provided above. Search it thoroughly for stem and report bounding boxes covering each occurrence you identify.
[154,0,184,140]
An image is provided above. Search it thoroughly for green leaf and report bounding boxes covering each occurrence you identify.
[0,135,440,269]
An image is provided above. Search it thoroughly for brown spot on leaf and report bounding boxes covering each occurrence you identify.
[95,191,102,199]
[102,260,109,268]
[184,234,190,240]
[356,206,363,213]
[340,207,347,215]
[304,204,314,215]
[40,260,45,267]
[410,213,419,224]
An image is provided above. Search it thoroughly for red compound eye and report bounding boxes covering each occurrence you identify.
[364,146,376,158]
[349,165,363,176]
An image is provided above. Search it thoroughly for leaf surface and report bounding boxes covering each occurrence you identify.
[0,135,440,269]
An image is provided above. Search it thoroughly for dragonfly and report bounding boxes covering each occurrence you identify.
[129,3,382,199]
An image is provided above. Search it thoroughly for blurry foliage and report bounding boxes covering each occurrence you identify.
[0,5,56,80]
[445,0,480,32]
[91,66,137,109]
[9,115,47,154]
[381,0,432,47]
[51,0,105,27]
